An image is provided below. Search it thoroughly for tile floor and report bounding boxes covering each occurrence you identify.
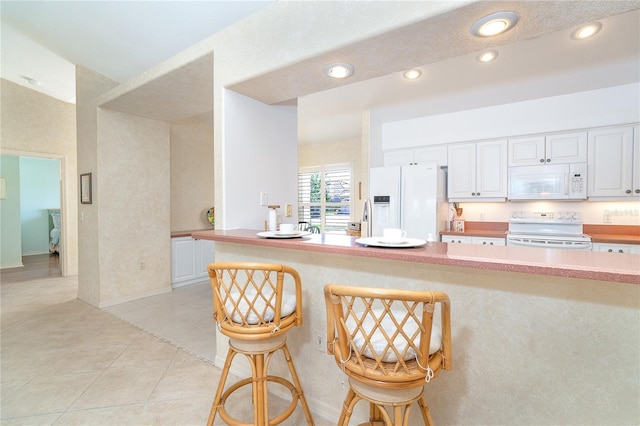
[0,277,313,425]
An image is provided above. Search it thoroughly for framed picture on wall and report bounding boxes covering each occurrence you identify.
[80,173,92,204]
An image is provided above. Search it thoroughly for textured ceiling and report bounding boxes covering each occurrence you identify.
[229,1,640,105]
[102,0,638,129]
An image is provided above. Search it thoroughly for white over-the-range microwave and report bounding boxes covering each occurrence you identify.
[508,163,587,200]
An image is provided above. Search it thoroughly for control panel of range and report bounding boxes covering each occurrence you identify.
[509,211,582,223]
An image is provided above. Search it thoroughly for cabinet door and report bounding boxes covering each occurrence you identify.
[195,239,216,277]
[476,140,507,199]
[472,237,506,246]
[383,149,414,167]
[588,126,635,197]
[413,145,448,166]
[441,235,472,244]
[592,243,637,254]
[171,237,196,283]
[447,143,476,199]
[508,136,545,166]
[546,131,587,164]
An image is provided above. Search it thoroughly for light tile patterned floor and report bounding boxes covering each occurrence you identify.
[0,277,313,425]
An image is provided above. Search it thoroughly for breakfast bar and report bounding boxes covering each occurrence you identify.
[191,229,639,425]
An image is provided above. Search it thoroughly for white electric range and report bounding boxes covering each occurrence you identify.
[506,211,592,251]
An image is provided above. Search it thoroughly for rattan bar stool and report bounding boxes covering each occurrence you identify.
[207,262,314,426]
[324,285,452,426]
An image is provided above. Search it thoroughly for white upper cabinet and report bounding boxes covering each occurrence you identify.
[508,131,587,166]
[384,145,447,167]
[588,125,639,199]
[448,140,507,201]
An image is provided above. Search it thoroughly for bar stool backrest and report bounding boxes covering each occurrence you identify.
[209,262,303,340]
[324,285,451,387]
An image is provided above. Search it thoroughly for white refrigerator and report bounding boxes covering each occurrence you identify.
[369,164,448,240]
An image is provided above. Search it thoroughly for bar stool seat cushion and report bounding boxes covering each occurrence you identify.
[226,290,297,324]
[347,309,442,362]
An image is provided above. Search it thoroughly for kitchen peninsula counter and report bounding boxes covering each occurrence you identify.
[191,229,639,285]
[192,228,639,425]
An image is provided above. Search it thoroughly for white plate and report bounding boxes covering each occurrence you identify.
[355,237,427,248]
[257,231,312,239]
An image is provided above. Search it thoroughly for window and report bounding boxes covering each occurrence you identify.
[298,164,352,234]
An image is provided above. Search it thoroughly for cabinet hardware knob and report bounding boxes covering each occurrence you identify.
[477,192,481,196]
[546,158,551,162]
[619,250,624,253]
[608,249,613,252]
[635,189,640,194]
[483,242,486,245]
[471,192,476,196]
[539,159,545,163]
[626,189,632,194]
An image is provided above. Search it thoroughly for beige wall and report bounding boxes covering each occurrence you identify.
[77,66,172,307]
[170,119,214,231]
[76,66,119,305]
[0,78,78,276]
[97,109,171,304]
[299,137,368,222]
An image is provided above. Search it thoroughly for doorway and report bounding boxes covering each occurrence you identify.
[0,153,64,277]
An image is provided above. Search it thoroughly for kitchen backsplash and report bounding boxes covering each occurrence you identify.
[453,201,640,226]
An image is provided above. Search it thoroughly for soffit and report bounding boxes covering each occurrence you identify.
[229,0,640,105]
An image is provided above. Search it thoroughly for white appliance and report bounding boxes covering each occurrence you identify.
[508,163,587,200]
[369,164,448,240]
[506,211,592,251]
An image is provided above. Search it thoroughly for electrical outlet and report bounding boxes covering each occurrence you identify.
[260,192,268,206]
[315,334,325,352]
[285,203,292,217]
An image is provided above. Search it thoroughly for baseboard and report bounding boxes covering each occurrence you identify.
[98,286,172,308]
[0,261,24,269]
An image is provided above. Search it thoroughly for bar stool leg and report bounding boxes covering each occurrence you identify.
[281,343,314,425]
[338,387,358,426]
[208,347,237,426]
[417,396,433,426]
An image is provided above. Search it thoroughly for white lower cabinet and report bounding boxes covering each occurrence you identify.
[592,243,640,254]
[441,235,505,246]
[441,235,472,244]
[472,237,506,246]
[171,237,215,287]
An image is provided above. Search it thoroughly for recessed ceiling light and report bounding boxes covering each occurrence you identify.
[323,62,354,79]
[21,75,41,86]
[471,11,519,37]
[403,69,422,80]
[571,22,602,40]
[477,50,499,63]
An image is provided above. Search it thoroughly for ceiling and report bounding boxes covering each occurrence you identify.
[0,1,273,89]
[1,1,639,144]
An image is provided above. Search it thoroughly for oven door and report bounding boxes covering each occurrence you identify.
[507,235,592,251]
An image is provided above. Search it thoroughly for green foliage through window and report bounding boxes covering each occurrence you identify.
[298,164,352,233]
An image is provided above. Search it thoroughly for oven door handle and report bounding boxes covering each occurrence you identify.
[508,238,551,248]
[508,238,592,250]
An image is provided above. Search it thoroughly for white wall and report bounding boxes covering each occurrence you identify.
[381,83,640,149]
[222,89,298,230]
